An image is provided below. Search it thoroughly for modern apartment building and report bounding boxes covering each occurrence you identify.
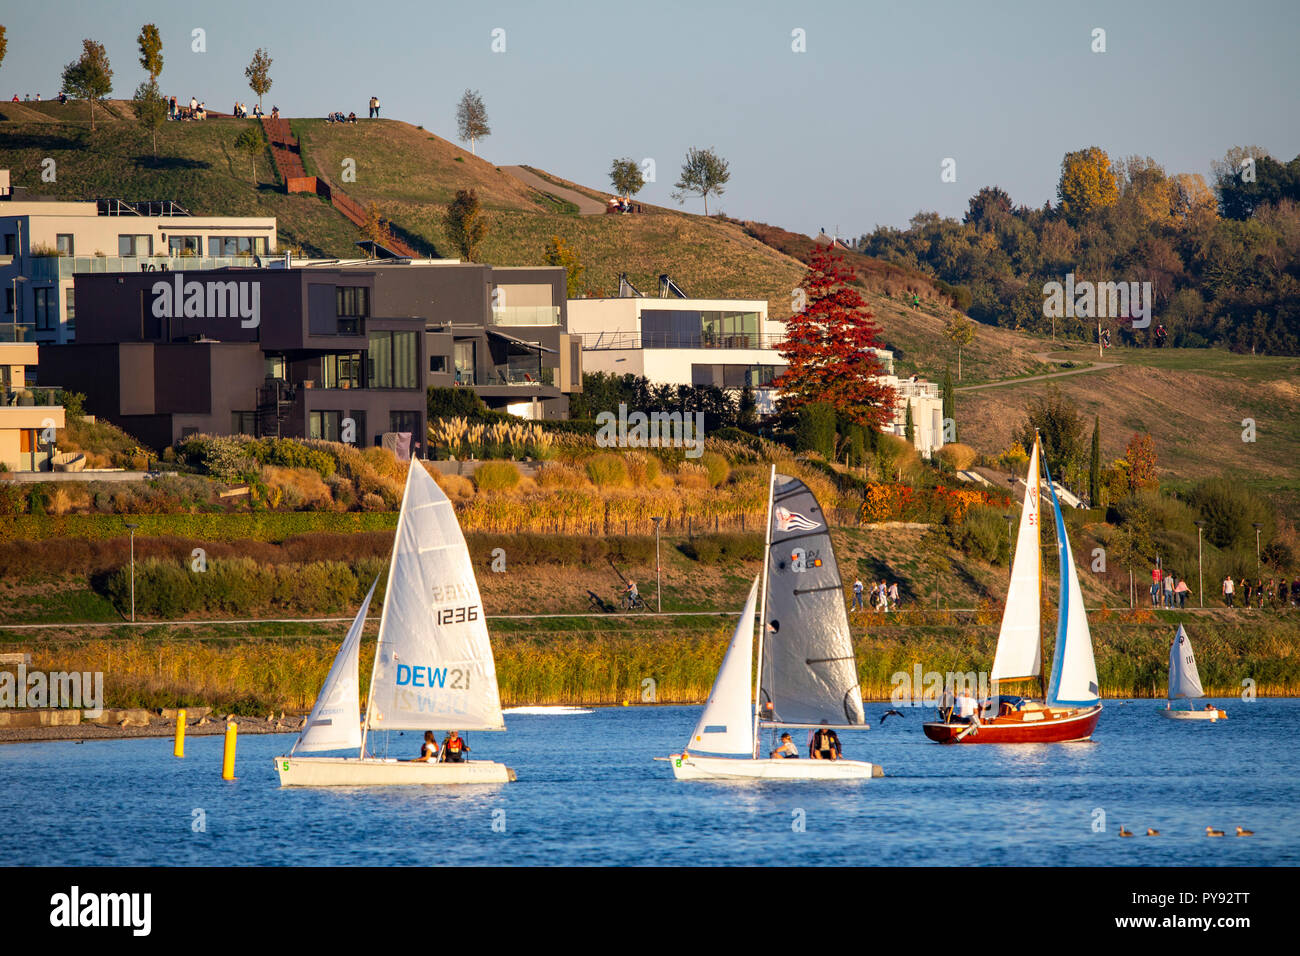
[37,260,580,452]
[0,339,65,471]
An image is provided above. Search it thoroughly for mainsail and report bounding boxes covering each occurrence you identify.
[1168,624,1204,700]
[758,473,866,726]
[991,438,1042,682]
[366,462,505,732]
[1043,460,1100,707]
[294,576,378,753]
[686,577,760,754]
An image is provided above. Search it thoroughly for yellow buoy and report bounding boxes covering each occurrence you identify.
[221,722,237,780]
[173,708,186,758]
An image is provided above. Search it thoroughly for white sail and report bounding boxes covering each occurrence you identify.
[366,462,505,732]
[991,438,1042,682]
[294,577,378,753]
[686,577,759,755]
[1168,624,1204,700]
[1044,465,1100,707]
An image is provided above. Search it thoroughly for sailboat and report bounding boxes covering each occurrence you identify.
[1161,624,1226,721]
[276,461,515,786]
[923,435,1103,743]
[657,468,883,780]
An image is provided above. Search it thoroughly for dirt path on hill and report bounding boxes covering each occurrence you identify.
[501,165,608,214]
[957,351,1120,391]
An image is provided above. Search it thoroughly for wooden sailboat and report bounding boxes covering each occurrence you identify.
[276,461,515,786]
[1161,624,1226,721]
[658,467,883,780]
[923,435,1102,744]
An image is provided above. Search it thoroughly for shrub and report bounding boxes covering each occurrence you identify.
[947,505,1009,564]
[935,443,977,472]
[678,533,763,564]
[699,451,731,487]
[433,471,476,500]
[794,402,836,459]
[535,462,588,490]
[474,461,521,491]
[622,452,662,486]
[674,462,711,490]
[585,453,630,488]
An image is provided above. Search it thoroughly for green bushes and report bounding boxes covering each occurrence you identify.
[474,461,521,491]
[466,533,655,567]
[945,505,1010,565]
[1186,478,1275,551]
[795,402,836,459]
[0,511,399,542]
[677,533,764,564]
[585,453,630,488]
[698,451,731,487]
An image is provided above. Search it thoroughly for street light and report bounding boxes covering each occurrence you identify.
[1194,520,1205,608]
[10,275,27,340]
[1252,522,1263,577]
[124,522,139,622]
[651,516,663,613]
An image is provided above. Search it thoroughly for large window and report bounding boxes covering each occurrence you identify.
[336,287,370,316]
[347,410,367,446]
[118,234,152,257]
[65,288,75,331]
[389,410,421,436]
[453,340,476,385]
[33,287,55,330]
[169,235,201,256]
[207,236,269,256]
[309,410,343,441]
[322,352,362,389]
[642,309,762,348]
[56,234,74,256]
[368,331,418,389]
[231,411,257,435]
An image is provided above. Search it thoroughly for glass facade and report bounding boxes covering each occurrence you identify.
[641,309,761,348]
[169,235,202,256]
[207,236,269,256]
[367,331,419,389]
[33,287,55,330]
[322,352,362,389]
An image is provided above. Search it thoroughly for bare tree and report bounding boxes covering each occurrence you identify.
[456,89,490,155]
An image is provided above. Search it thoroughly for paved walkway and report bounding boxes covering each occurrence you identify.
[956,352,1120,392]
[501,165,608,215]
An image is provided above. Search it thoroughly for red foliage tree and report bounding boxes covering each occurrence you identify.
[773,246,896,428]
[1124,432,1159,491]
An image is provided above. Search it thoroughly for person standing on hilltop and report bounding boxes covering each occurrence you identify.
[1223,574,1234,608]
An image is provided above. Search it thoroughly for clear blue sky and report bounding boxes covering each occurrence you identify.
[4,0,1298,236]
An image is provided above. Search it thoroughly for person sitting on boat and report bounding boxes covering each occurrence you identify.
[770,733,799,759]
[439,730,470,762]
[938,685,955,722]
[809,723,841,760]
[955,689,980,725]
[411,730,439,762]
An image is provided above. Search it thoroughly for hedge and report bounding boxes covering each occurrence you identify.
[0,511,399,543]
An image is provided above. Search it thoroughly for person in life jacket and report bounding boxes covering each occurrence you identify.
[809,723,841,760]
[411,730,439,762]
[440,730,470,763]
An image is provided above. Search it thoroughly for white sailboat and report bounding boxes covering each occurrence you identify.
[276,461,515,786]
[658,467,883,781]
[1161,624,1225,721]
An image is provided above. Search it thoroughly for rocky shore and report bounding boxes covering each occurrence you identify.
[0,707,305,744]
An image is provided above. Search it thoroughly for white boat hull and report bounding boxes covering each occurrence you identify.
[276,755,516,787]
[659,753,882,781]
[1160,708,1224,722]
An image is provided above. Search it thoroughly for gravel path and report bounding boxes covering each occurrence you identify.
[501,165,608,215]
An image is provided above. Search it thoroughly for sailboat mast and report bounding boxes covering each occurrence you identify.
[1034,433,1047,702]
[751,464,776,759]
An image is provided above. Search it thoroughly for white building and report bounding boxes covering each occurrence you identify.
[0,339,65,471]
[1,172,276,345]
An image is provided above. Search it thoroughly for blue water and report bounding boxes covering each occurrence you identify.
[1,700,1296,866]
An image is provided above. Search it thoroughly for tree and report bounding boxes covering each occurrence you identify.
[233,126,264,183]
[1123,433,1158,492]
[137,23,163,81]
[362,202,394,246]
[543,236,584,298]
[942,312,976,381]
[1057,146,1118,222]
[964,185,1012,229]
[444,189,487,262]
[795,402,836,459]
[131,80,167,156]
[773,246,895,428]
[456,89,490,155]
[609,158,644,200]
[737,384,758,429]
[1016,387,1085,482]
[672,146,729,215]
[903,400,915,444]
[0,26,8,72]
[245,48,272,109]
[1088,415,1101,507]
[941,366,956,440]
[61,39,113,131]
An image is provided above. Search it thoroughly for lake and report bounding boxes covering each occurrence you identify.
[1,699,1295,866]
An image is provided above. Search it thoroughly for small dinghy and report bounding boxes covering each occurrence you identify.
[1160,624,1225,722]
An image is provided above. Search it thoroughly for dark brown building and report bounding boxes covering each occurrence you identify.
[38,260,581,452]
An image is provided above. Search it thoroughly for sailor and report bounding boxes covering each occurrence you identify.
[956,689,979,725]
[440,730,470,763]
[411,730,439,762]
[939,684,955,722]
[809,722,841,760]
[770,733,799,759]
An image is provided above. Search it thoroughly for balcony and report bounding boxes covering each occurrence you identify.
[491,305,561,327]
[490,364,554,386]
[28,254,261,281]
[579,331,784,350]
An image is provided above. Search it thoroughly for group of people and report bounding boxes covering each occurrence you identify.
[768,724,844,760]
[167,96,210,121]
[1149,566,1191,609]
[1222,575,1299,609]
[326,111,358,124]
[851,578,899,613]
[938,686,995,725]
[11,92,68,103]
[411,730,470,763]
[231,102,258,119]
[367,95,382,118]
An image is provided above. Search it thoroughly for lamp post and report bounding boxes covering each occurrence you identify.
[651,516,663,613]
[124,522,139,622]
[10,275,27,340]
[1194,520,1205,608]
[1252,522,1262,577]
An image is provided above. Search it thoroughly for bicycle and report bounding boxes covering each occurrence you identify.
[621,590,649,612]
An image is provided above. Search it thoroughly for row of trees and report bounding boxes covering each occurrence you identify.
[609,148,731,214]
[859,147,1300,354]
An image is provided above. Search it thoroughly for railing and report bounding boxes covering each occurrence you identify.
[96,199,192,217]
[491,306,561,327]
[2,384,66,407]
[29,255,263,280]
[490,365,555,386]
[0,324,33,342]
[579,331,784,350]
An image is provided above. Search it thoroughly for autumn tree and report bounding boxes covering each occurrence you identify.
[773,246,895,428]
[61,39,113,131]
[1057,146,1118,222]
[456,89,490,155]
[1088,415,1101,507]
[544,236,584,298]
[131,80,167,156]
[964,185,1012,229]
[943,312,976,381]
[444,189,487,262]
[0,26,8,73]
[233,126,264,183]
[1123,432,1158,492]
[362,203,395,247]
[245,48,272,109]
[609,158,644,200]
[137,23,163,81]
[1016,387,1085,484]
[672,146,729,215]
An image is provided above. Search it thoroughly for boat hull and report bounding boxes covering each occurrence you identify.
[923,704,1102,744]
[659,753,882,781]
[276,755,516,787]
[1160,708,1224,721]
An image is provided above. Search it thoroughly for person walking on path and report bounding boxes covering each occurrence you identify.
[852,578,863,611]
[1223,575,1234,608]
[888,581,900,610]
